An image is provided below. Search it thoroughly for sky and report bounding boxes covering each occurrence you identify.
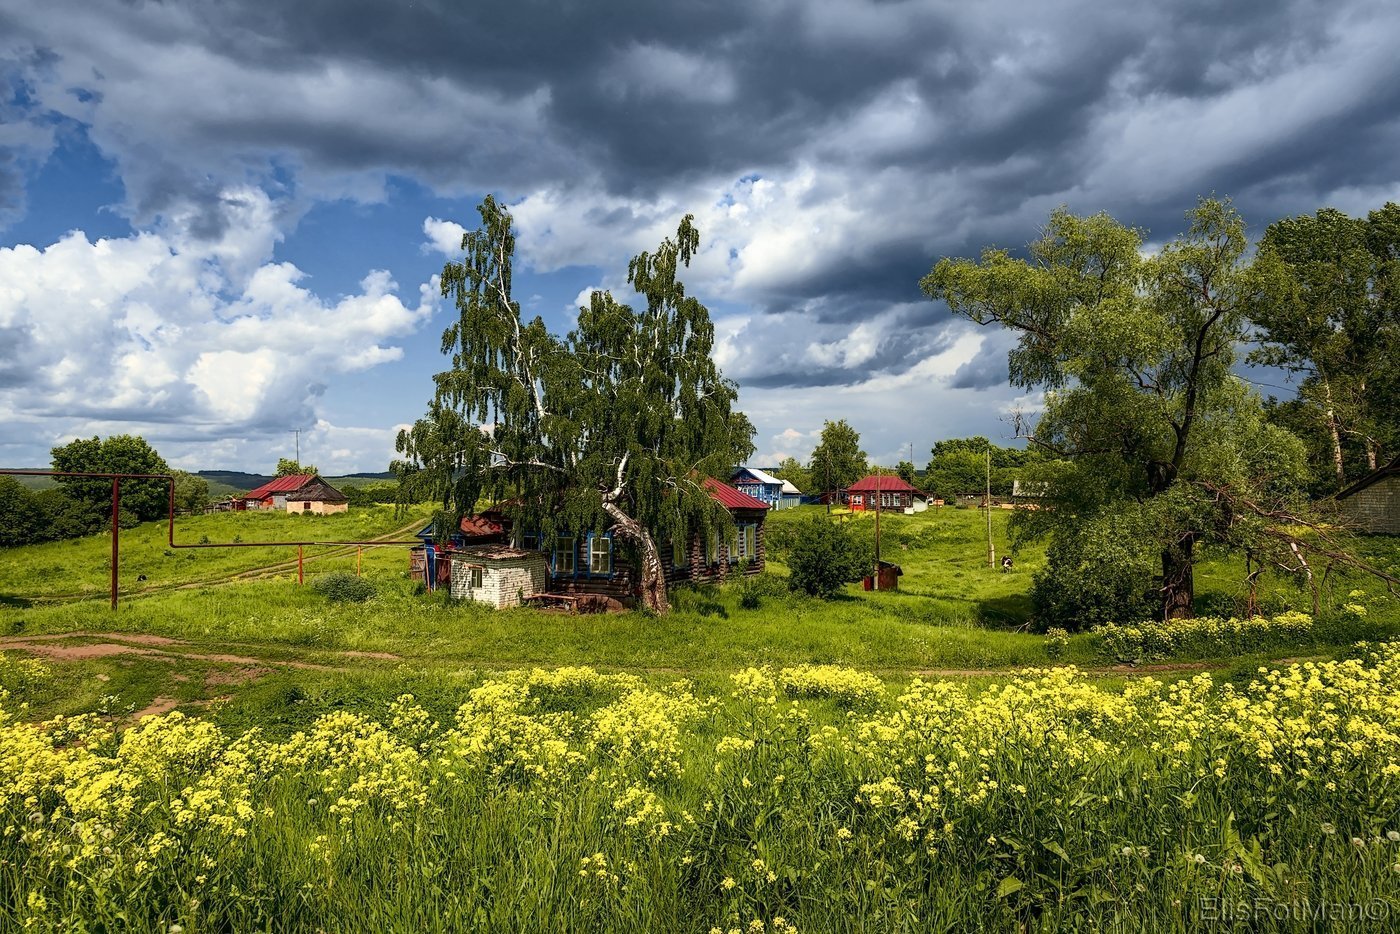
[2,0,1399,475]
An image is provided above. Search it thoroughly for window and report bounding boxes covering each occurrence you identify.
[303,502,312,511]
[671,538,689,568]
[553,536,576,575]
[522,531,540,551]
[734,523,757,560]
[881,492,891,508]
[589,534,613,576]
[852,494,863,506]
[470,566,483,589]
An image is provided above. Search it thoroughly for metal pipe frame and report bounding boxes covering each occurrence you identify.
[0,469,421,609]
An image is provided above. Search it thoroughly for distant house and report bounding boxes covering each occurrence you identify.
[241,474,315,510]
[280,477,349,515]
[845,474,922,512]
[778,479,804,509]
[731,466,802,510]
[1336,456,1400,534]
[412,477,770,603]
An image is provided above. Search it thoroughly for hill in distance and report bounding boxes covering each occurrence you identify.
[196,470,396,495]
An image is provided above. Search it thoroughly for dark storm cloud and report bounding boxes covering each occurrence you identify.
[3,0,1400,394]
[949,344,1011,391]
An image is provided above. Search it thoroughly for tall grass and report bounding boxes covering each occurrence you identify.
[5,652,1400,931]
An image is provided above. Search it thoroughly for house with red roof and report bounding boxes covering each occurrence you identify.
[845,473,923,512]
[241,474,348,514]
[411,476,770,601]
[241,474,314,510]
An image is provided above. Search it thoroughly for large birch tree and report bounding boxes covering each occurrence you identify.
[393,196,753,613]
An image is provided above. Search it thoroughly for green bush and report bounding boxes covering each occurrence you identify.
[1094,611,1314,662]
[311,572,377,603]
[1030,514,1157,632]
[786,517,870,598]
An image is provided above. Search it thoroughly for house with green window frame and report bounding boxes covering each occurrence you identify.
[453,476,770,604]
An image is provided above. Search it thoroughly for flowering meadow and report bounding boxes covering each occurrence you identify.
[4,648,1400,932]
[1094,610,1318,662]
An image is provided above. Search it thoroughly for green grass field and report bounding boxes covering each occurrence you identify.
[2,504,1399,930]
[0,504,432,602]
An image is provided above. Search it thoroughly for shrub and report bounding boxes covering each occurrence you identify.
[311,572,377,603]
[778,664,885,709]
[735,572,786,610]
[786,517,870,598]
[1044,628,1070,660]
[1030,514,1157,632]
[1095,611,1314,662]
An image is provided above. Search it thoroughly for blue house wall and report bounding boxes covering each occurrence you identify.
[730,467,783,509]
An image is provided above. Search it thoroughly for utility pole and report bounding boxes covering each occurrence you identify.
[825,457,831,515]
[986,444,995,568]
[290,428,302,469]
[873,467,882,588]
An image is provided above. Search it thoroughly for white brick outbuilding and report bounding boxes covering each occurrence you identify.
[448,545,549,608]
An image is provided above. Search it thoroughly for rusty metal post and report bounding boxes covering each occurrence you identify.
[356,546,362,577]
[110,476,120,610]
[298,545,304,584]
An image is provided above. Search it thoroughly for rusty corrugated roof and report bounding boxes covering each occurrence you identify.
[702,476,771,511]
[243,474,315,499]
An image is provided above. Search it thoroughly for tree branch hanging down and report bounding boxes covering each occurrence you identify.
[395,197,753,614]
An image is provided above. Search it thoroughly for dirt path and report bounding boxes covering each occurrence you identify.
[0,631,399,670]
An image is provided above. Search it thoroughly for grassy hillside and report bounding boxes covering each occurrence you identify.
[0,504,432,602]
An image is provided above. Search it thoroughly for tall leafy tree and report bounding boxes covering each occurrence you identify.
[771,456,811,494]
[50,435,170,526]
[894,460,917,486]
[172,471,211,514]
[923,436,1028,500]
[923,199,1294,619]
[394,197,753,613]
[276,458,320,477]
[1249,207,1391,485]
[808,420,867,492]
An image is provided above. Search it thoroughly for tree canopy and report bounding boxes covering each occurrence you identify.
[394,196,753,613]
[1251,203,1400,489]
[771,457,811,495]
[923,199,1318,622]
[923,436,1029,501]
[808,420,867,492]
[50,435,170,527]
[276,458,320,477]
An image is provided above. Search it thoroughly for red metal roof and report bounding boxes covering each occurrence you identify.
[458,514,505,537]
[702,476,771,510]
[243,474,315,500]
[846,473,922,493]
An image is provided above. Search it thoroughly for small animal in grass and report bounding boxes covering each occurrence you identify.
[137,574,147,581]
[1000,556,1013,573]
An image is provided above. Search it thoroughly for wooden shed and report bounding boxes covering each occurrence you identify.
[1335,456,1400,534]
